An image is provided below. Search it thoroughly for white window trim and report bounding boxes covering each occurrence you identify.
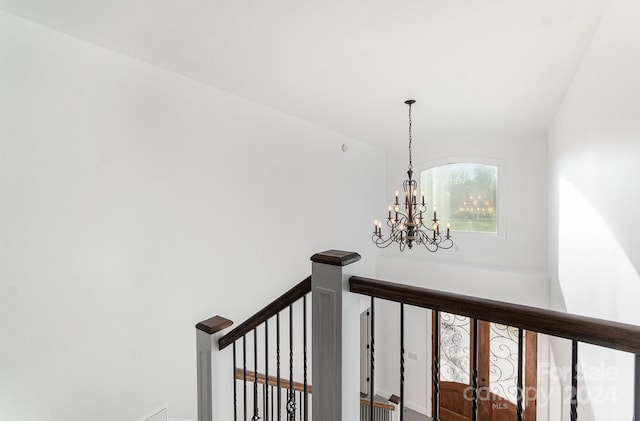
[415,155,506,240]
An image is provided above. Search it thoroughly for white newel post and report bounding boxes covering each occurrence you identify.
[196,316,233,421]
[311,250,362,421]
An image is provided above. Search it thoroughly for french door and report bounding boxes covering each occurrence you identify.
[434,312,537,421]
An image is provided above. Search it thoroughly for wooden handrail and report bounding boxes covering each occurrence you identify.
[219,276,311,350]
[235,368,312,394]
[350,275,640,355]
[360,398,396,411]
[235,368,395,411]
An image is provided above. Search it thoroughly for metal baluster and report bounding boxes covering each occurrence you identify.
[287,304,295,421]
[271,385,274,421]
[265,320,269,421]
[571,340,578,421]
[233,341,238,421]
[635,354,640,421]
[303,295,308,421]
[277,313,281,421]
[370,298,375,421]
[471,319,478,421]
[516,328,524,421]
[244,335,248,421]
[253,328,259,421]
[433,310,440,421]
[400,303,405,421]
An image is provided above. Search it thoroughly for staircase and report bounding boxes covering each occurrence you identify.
[195,250,640,421]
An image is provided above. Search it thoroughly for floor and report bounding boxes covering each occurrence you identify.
[403,406,431,421]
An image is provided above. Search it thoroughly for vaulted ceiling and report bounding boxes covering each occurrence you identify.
[0,0,610,149]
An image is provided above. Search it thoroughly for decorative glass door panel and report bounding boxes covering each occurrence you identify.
[488,323,521,403]
[440,313,471,383]
[434,314,537,421]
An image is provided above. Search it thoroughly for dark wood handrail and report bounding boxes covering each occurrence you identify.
[350,275,640,355]
[218,276,311,350]
[235,368,395,411]
[360,398,396,411]
[235,368,312,394]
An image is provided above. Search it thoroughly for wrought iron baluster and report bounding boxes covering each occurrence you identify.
[303,295,308,421]
[265,320,269,421]
[516,328,524,421]
[635,354,640,421]
[233,341,238,421]
[571,340,578,421]
[471,319,478,421]
[432,310,439,421]
[277,313,281,421]
[253,328,259,421]
[244,335,248,421]
[370,298,375,421]
[400,303,405,421]
[287,304,296,421]
[271,385,274,421]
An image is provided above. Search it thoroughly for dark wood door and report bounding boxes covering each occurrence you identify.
[434,313,537,421]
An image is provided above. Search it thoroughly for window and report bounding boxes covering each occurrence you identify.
[420,162,498,234]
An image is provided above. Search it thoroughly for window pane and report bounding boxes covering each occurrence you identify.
[420,163,498,233]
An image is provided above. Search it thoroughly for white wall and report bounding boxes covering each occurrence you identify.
[384,131,548,270]
[374,131,549,413]
[0,11,385,421]
[548,0,640,419]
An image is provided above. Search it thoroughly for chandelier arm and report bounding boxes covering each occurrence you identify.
[437,238,455,249]
[422,241,438,253]
[371,234,395,249]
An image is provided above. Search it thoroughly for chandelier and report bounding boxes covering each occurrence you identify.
[372,100,454,252]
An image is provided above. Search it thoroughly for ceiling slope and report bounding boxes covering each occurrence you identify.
[0,0,610,148]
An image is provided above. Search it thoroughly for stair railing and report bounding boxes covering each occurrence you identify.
[350,275,640,421]
[196,250,362,421]
[196,249,640,421]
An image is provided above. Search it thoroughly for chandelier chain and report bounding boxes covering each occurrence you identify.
[408,102,413,171]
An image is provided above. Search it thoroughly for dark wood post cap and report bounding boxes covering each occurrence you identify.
[310,250,361,266]
[196,315,233,334]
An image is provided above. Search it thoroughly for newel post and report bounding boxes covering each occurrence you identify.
[195,316,233,421]
[311,250,362,421]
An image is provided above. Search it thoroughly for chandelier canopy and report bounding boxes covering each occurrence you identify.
[372,100,454,252]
